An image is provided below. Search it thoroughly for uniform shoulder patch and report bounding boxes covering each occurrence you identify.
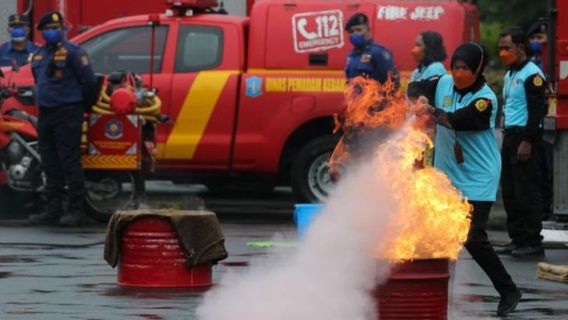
[443,96,452,107]
[533,75,544,87]
[474,99,490,112]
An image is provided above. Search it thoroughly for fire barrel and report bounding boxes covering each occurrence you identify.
[118,217,212,287]
[375,259,450,320]
[104,210,228,288]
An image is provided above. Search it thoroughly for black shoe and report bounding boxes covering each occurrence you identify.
[497,288,522,317]
[512,245,545,259]
[28,211,61,225]
[495,243,518,255]
[58,214,85,227]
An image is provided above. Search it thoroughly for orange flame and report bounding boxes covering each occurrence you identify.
[329,76,407,175]
[330,76,471,262]
[374,127,472,261]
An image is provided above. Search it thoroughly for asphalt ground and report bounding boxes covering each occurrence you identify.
[0,182,567,319]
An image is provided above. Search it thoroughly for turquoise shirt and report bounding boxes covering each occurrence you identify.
[433,75,501,201]
[410,61,446,81]
[503,61,545,127]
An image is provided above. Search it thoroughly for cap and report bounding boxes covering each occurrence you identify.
[8,14,29,27]
[527,20,547,37]
[37,11,64,30]
[345,13,369,31]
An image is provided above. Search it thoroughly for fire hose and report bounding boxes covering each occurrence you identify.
[91,73,163,123]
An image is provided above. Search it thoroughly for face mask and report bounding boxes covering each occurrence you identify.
[10,27,25,42]
[411,46,424,63]
[42,29,63,45]
[349,33,366,48]
[499,49,517,66]
[530,40,543,55]
[452,69,476,90]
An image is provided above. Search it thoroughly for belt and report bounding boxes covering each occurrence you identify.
[503,126,525,135]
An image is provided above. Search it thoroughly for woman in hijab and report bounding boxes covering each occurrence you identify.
[410,31,448,81]
[407,42,522,317]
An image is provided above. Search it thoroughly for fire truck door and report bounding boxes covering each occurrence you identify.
[164,23,240,168]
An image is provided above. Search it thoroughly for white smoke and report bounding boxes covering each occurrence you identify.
[196,124,420,320]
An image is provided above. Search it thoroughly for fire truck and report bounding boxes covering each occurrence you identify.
[547,0,568,220]
[2,0,480,209]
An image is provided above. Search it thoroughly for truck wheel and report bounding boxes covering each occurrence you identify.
[291,135,339,203]
[84,171,144,222]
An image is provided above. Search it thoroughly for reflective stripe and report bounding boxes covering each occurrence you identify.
[164,71,237,159]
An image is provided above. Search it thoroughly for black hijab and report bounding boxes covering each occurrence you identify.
[451,42,489,94]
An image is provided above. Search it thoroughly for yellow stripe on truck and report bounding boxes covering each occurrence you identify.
[164,71,237,160]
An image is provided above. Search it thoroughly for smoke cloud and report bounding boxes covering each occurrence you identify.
[196,124,433,320]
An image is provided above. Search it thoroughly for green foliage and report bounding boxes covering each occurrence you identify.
[478,0,548,64]
[480,22,502,64]
[476,1,548,98]
[478,0,548,28]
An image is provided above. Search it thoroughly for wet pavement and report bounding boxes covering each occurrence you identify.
[1,184,567,319]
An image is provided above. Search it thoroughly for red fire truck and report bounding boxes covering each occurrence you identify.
[547,0,568,220]
[2,0,480,211]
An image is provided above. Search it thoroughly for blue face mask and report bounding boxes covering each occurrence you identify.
[42,29,64,45]
[10,27,25,42]
[349,33,366,48]
[530,40,543,55]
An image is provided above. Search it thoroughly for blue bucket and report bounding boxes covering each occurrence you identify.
[294,203,323,237]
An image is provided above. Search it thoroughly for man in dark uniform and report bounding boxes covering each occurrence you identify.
[344,13,400,88]
[28,11,97,226]
[527,19,553,218]
[0,14,39,67]
[497,27,546,258]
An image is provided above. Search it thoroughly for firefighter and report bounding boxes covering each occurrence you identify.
[410,30,447,81]
[28,11,98,227]
[0,14,39,68]
[496,27,546,258]
[344,13,400,88]
[527,19,553,218]
[527,19,547,70]
[408,42,522,317]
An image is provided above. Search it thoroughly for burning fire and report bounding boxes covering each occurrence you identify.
[331,76,471,262]
[329,76,408,175]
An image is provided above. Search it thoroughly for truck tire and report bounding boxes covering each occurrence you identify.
[291,135,339,203]
[84,171,144,222]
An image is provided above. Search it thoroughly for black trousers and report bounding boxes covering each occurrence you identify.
[38,105,85,213]
[537,140,553,214]
[501,131,543,246]
[465,201,516,295]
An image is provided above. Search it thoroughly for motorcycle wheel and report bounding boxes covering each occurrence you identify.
[84,171,144,222]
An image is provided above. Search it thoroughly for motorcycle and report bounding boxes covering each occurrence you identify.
[0,70,159,222]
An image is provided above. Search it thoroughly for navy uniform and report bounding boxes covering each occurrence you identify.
[0,14,39,67]
[345,42,399,86]
[28,12,97,227]
[408,43,521,317]
[501,60,546,253]
[339,13,401,162]
[344,13,400,88]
